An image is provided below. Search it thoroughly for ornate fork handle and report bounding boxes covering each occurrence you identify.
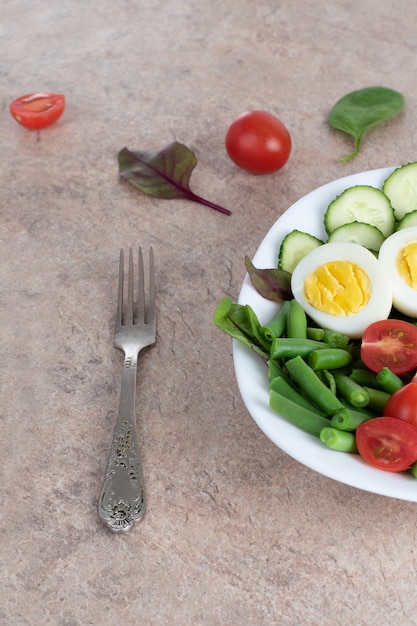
[98,353,146,532]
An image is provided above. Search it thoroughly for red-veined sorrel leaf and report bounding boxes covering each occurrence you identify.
[118,142,231,215]
[245,256,292,302]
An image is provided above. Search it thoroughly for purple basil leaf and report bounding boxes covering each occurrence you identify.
[118,142,231,215]
[245,256,292,302]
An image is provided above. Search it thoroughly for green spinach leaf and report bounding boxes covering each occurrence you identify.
[328,86,404,162]
[213,297,270,359]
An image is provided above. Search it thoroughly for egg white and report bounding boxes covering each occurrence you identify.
[378,226,417,317]
[291,242,392,339]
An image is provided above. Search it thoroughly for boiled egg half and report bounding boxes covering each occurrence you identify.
[291,242,392,339]
[378,226,417,317]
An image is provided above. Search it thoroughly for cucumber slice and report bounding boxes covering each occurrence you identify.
[327,221,385,252]
[395,209,417,231]
[383,162,417,221]
[324,185,395,238]
[278,230,324,273]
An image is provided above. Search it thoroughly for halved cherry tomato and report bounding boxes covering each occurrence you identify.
[9,93,65,130]
[384,378,417,428]
[356,416,417,472]
[360,319,417,375]
[225,110,291,174]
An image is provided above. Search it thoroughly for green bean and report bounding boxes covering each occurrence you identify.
[330,407,374,431]
[287,299,307,339]
[350,368,382,389]
[321,329,350,348]
[270,337,328,360]
[376,367,404,394]
[322,369,337,395]
[307,327,325,341]
[285,355,344,415]
[270,390,330,437]
[307,348,353,371]
[259,300,290,342]
[333,372,369,408]
[340,397,376,416]
[345,344,361,362]
[320,427,358,453]
[270,376,325,415]
[363,386,391,413]
[268,359,292,385]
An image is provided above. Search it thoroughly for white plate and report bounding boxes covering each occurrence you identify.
[234,166,417,502]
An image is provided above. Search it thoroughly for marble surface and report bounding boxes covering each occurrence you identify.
[2,1,417,624]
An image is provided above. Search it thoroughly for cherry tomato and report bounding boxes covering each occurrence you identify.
[384,378,417,428]
[225,110,291,174]
[9,93,65,130]
[356,416,417,472]
[360,319,417,375]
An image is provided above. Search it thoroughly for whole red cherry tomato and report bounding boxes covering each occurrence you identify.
[225,110,291,174]
[10,93,66,130]
[356,416,417,472]
[383,377,417,428]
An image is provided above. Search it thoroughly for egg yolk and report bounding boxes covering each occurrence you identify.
[304,261,371,316]
[396,241,417,289]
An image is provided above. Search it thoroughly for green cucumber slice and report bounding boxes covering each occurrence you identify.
[278,230,324,273]
[395,209,417,231]
[327,221,385,251]
[324,185,395,238]
[383,162,417,221]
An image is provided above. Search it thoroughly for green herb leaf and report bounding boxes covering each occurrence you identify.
[245,256,292,302]
[213,297,270,359]
[328,87,405,162]
[118,142,231,215]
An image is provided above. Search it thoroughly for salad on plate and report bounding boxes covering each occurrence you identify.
[215,162,417,501]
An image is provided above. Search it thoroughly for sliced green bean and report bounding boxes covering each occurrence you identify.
[268,359,292,384]
[287,299,307,339]
[376,367,404,394]
[350,368,382,389]
[270,376,325,415]
[270,390,330,437]
[260,300,290,342]
[314,369,327,386]
[345,344,361,362]
[307,327,325,341]
[241,303,271,352]
[333,372,370,408]
[320,427,358,453]
[330,407,374,431]
[321,329,350,348]
[322,369,337,395]
[363,386,391,413]
[270,337,328,360]
[285,355,344,415]
[340,397,376,416]
[307,348,353,371]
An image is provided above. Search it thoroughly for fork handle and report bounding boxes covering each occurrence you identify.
[97,360,146,532]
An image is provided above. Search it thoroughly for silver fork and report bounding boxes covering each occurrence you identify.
[98,247,156,532]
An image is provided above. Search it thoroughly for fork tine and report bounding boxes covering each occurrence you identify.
[126,248,134,324]
[116,249,124,328]
[138,247,145,324]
